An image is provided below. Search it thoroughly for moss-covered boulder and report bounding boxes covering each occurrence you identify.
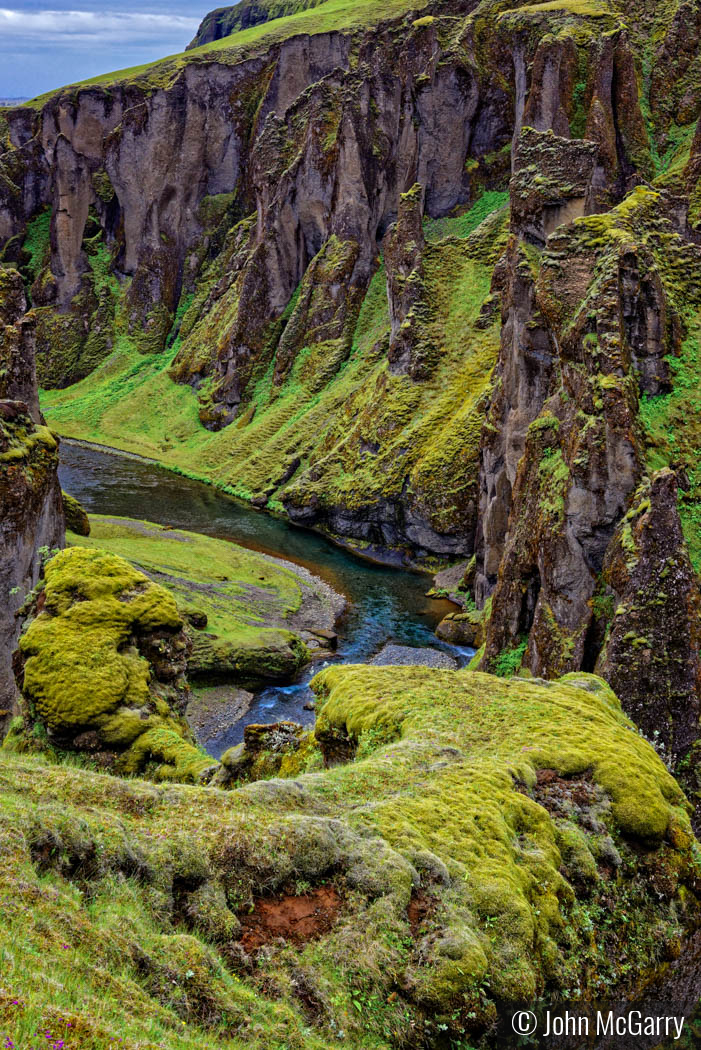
[8,546,215,783]
[61,489,90,535]
[435,607,485,647]
[215,720,315,785]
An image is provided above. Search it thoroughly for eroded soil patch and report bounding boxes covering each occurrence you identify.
[532,768,597,814]
[407,891,436,936]
[239,885,343,950]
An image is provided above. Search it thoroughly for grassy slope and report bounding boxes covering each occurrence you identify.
[25,0,433,105]
[0,667,697,1049]
[639,322,701,573]
[42,199,508,531]
[67,516,313,649]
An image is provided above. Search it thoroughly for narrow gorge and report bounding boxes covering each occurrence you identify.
[1,0,701,1047]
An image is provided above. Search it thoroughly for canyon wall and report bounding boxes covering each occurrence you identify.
[0,268,64,727]
[1,0,701,799]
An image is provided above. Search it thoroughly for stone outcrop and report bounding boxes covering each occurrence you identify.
[8,546,216,782]
[385,183,436,379]
[0,267,63,729]
[595,470,701,769]
[472,155,701,802]
[61,490,90,535]
[187,0,325,50]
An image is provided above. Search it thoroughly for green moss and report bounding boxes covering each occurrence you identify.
[20,207,51,286]
[0,421,57,463]
[501,0,610,14]
[309,665,695,1009]
[493,637,528,677]
[423,190,509,244]
[467,642,486,670]
[67,515,319,683]
[13,547,211,782]
[0,664,697,1048]
[61,491,90,536]
[639,325,701,573]
[19,547,178,729]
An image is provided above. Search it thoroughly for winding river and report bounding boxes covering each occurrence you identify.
[59,440,473,755]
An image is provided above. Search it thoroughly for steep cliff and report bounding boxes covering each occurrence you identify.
[2,0,701,798]
[0,266,63,730]
[187,0,327,49]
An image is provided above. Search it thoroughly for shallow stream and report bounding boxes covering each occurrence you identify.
[59,440,473,755]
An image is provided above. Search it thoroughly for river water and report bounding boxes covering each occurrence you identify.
[58,440,473,753]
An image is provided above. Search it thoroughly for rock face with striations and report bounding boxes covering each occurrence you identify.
[1,0,701,807]
[595,470,701,774]
[0,267,63,729]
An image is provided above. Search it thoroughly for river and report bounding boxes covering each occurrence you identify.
[58,440,473,755]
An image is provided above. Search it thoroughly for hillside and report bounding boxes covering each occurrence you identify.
[2,668,700,1049]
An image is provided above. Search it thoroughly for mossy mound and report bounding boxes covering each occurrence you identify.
[0,668,698,1049]
[8,546,214,782]
[67,514,343,684]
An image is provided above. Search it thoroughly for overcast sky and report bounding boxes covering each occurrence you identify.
[0,2,219,98]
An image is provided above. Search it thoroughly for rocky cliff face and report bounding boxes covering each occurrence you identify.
[1,0,701,800]
[0,267,63,728]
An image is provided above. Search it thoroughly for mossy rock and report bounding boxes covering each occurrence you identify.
[61,490,90,536]
[11,547,213,783]
[67,516,330,687]
[188,631,308,686]
[435,608,485,646]
[0,664,697,1049]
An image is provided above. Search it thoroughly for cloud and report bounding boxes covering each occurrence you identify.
[0,8,200,44]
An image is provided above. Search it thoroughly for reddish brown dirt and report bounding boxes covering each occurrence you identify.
[239,885,342,951]
[407,891,435,935]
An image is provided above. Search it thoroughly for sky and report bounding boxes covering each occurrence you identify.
[0,1,221,98]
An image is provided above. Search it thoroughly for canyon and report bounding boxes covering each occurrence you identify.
[1,0,701,1046]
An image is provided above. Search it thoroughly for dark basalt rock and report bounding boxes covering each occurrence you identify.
[595,470,701,780]
[385,182,437,379]
[61,490,90,536]
[0,268,64,731]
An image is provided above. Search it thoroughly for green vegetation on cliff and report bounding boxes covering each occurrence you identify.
[640,324,701,573]
[41,199,508,555]
[187,0,327,49]
[25,0,434,103]
[0,667,698,1049]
